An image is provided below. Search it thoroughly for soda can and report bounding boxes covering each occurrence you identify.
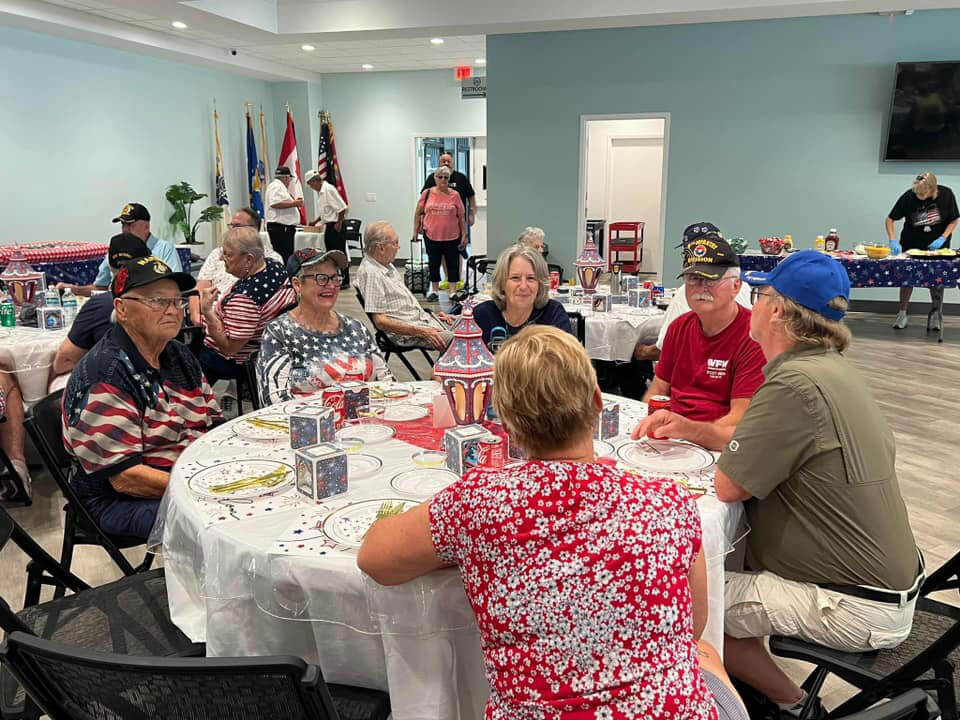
[642,280,654,290]
[652,285,665,302]
[321,386,347,429]
[646,395,671,439]
[549,271,560,290]
[0,302,15,328]
[477,436,505,469]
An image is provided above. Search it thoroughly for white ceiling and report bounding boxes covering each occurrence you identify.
[3,0,959,80]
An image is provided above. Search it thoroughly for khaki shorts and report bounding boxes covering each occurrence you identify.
[725,571,916,653]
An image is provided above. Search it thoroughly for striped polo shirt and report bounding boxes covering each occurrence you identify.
[62,324,223,516]
[203,259,296,362]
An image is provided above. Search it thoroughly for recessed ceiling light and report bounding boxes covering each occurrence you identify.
[430,37,444,45]
[171,20,187,29]
[301,44,316,52]
[475,58,486,65]
[361,63,374,70]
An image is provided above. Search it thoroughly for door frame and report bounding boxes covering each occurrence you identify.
[577,113,670,281]
[412,133,486,204]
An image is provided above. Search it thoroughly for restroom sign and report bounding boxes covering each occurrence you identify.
[461,76,486,99]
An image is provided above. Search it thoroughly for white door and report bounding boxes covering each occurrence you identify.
[607,136,664,276]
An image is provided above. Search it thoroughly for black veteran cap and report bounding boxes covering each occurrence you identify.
[107,233,150,269]
[112,202,151,223]
[678,236,740,280]
[111,256,196,297]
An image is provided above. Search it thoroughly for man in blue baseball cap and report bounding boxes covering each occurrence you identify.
[716,251,922,716]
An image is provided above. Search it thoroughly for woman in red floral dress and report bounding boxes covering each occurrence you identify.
[359,326,747,720]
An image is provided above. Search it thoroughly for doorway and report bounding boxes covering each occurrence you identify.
[578,115,669,279]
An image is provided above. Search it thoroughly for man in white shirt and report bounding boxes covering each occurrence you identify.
[356,221,456,351]
[305,168,350,289]
[264,166,303,264]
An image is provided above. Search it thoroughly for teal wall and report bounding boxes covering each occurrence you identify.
[321,69,486,257]
[487,12,960,301]
[0,26,279,249]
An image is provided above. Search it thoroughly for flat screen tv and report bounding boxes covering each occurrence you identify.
[884,62,960,161]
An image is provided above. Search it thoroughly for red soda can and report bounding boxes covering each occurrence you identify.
[321,386,346,429]
[642,280,653,290]
[646,395,671,439]
[549,271,560,290]
[478,436,505,469]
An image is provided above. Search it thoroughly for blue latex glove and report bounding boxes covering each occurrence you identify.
[929,236,948,250]
[890,241,902,255]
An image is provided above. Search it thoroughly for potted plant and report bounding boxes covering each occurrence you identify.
[165,182,224,245]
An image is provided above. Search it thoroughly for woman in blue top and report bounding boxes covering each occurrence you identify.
[473,244,572,353]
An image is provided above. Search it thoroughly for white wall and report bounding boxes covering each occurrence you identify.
[321,70,486,259]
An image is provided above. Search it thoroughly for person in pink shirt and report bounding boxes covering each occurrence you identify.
[412,165,466,301]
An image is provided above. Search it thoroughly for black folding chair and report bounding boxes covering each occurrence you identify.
[234,350,262,414]
[354,287,435,381]
[837,688,938,720]
[465,254,488,294]
[0,443,29,506]
[22,391,152,588]
[770,551,960,720]
[343,218,363,262]
[567,311,586,346]
[0,504,202,720]
[1,631,390,720]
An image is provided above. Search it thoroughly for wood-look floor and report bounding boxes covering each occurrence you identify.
[2,293,958,712]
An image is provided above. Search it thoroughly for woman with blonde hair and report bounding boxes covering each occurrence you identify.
[885,171,958,329]
[358,325,747,720]
[473,244,572,352]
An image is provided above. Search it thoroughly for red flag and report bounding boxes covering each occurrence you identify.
[279,110,306,225]
[318,112,348,204]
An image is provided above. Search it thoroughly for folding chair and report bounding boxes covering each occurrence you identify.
[354,287,435,381]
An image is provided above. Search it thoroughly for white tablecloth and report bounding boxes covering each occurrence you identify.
[0,325,68,402]
[154,382,743,720]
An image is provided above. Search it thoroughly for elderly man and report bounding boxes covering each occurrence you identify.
[517,227,546,255]
[304,168,350,289]
[422,152,476,290]
[199,226,296,383]
[52,233,151,378]
[355,221,455,351]
[717,251,921,716]
[264,166,304,264]
[59,203,182,297]
[62,256,222,540]
[632,233,764,450]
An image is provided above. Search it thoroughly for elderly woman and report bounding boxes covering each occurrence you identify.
[358,326,747,720]
[473,244,572,352]
[517,226,546,255]
[885,171,959,330]
[257,248,392,404]
[413,165,466,302]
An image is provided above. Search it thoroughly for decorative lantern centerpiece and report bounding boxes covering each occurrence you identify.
[434,300,495,425]
[0,250,45,306]
[574,231,605,294]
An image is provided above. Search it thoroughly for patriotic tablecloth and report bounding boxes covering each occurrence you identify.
[739,252,960,288]
[0,244,193,285]
[152,381,742,720]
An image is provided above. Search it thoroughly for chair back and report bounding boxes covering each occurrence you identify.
[354,287,391,353]
[344,218,363,259]
[0,632,340,720]
[837,688,937,720]
[24,391,138,576]
[242,350,262,412]
[922,550,960,597]
[567,312,586,346]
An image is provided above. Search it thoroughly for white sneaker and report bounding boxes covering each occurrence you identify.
[893,311,908,329]
[931,315,942,332]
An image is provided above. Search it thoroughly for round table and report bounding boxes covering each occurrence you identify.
[0,326,68,403]
[0,243,193,285]
[154,381,743,720]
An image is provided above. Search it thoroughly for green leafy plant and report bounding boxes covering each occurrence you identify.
[165,182,224,244]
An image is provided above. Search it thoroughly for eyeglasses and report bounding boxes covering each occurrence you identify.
[301,272,342,287]
[682,275,735,288]
[750,287,774,304]
[436,175,451,180]
[121,296,189,312]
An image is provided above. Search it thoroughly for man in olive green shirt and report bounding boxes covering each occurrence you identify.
[715,251,921,714]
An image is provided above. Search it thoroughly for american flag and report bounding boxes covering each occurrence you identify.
[318,112,348,204]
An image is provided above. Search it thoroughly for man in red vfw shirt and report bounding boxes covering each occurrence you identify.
[632,229,765,450]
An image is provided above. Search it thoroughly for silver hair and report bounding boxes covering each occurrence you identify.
[490,244,550,311]
[434,166,452,178]
[223,226,264,260]
[363,221,396,253]
[517,227,545,246]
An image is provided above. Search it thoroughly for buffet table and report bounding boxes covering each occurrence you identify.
[0,243,193,285]
[152,381,743,720]
[740,252,960,341]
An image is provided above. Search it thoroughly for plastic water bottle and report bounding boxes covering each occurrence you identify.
[45,287,61,307]
[0,291,15,328]
[61,288,78,325]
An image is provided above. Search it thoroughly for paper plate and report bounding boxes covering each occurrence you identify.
[390,467,458,499]
[233,413,289,442]
[382,404,429,422]
[187,460,295,500]
[347,453,383,480]
[369,382,414,400]
[338,423,395,445]
[594,440,616,458]
[322,498,415,548]
[616,439,715,474]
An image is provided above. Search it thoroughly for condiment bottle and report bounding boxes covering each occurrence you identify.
[825,228,840,252]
